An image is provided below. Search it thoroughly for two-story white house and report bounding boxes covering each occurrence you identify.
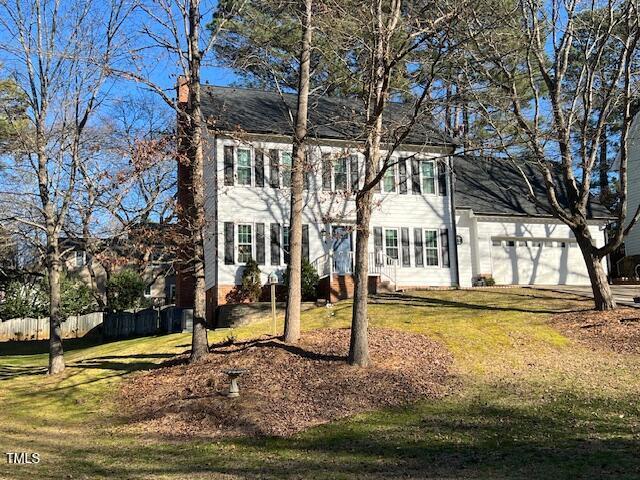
[175,86,611,320]
[622,110,640,265]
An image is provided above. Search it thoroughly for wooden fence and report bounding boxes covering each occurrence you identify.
[0,306,193,342]
[0,312,104,341]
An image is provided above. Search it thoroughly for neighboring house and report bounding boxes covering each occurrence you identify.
[62,224,177,307]
[175,86,611,318]
[622,110,640,270]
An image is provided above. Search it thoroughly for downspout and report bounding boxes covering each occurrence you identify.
[449,154,461,288]
[212,133,219,325]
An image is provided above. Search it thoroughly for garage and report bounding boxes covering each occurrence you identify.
[490,238,590,285]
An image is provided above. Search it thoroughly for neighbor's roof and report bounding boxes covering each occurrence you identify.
[454,155,613,220]
[201,85,455,147]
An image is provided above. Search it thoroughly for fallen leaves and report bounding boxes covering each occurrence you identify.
[551,308,640,355]
[119,327,452,438]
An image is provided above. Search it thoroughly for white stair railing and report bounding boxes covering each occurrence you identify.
[312,250,397,288]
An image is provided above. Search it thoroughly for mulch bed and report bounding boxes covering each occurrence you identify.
[119,328,453,438]
[551,308,640,355]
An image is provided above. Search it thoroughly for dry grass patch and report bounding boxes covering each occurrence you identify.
[120,328,452,438]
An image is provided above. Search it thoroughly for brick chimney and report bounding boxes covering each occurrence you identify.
[177,75,189,105]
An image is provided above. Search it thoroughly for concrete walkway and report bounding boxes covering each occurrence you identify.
[532,285,640,308]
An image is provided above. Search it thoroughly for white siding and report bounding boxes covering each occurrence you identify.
[207,134,458,288]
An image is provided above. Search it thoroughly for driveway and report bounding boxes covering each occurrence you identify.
[532,285,640,308]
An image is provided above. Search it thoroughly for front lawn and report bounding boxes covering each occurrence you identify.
[2,288,640,479]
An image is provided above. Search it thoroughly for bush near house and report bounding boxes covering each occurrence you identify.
[226,258,262,303]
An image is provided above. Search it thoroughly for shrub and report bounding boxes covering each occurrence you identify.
[60,275,97,318]
[106,270,147,312]
[0,279,48,320]
[283,259,320,302]
[226,258,262,303]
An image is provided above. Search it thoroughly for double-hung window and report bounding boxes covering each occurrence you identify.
[384,228,399,261]
[420,160,436,195]
[334,156,348,191]
[424,229,439,266]
[237,148,252,186]
[237,224,253,263]
[383,163,396,193]
[281,152,292,187]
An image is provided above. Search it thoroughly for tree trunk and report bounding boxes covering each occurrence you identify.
[575,230,616,311]
[188,0,209,362]
[284,0,313,344]
[349,194,372,367]
[48,246,65,375]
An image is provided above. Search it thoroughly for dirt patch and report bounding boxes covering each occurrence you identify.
[551,308,640,354]
[119,328,452,438]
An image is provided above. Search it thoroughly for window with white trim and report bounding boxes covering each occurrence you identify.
[144,284,152,297]
[281,151,292,187]
[420,160,436,194]
[424,229,439,266]
[384,228,399,261]
[383,163,396,193]
[237,148,252,186]
[492,239,503,247]
[334,156,348,191]
[237,224,253,263]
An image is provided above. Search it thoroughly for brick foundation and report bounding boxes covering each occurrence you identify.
[318,274,380,303]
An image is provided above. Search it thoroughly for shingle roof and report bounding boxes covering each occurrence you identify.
[453,155,612,219]
[201,85,455,147]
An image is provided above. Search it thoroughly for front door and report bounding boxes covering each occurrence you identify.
[332,226,353,274]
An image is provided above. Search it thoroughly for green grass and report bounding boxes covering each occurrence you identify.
[2,288,640,479]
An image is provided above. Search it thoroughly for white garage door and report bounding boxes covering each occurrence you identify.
[491,239,590,285]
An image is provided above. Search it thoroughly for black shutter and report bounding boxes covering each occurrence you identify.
[440,229,450,268]
[411,159,421,194]
[398,158,408,194]
[374,227,383,263]
[401,227,410,267]
[270,223,281,265]
[256,223,265,264]
[322,154,332,191]
[350,155,359,191]
[438,160,447,196]
[302,224,309,262]
[414,228,424,267]
[303,151,311,190]
[255,150,265,187]
[269,150,280,188]
[224,222,234,265]
[224,146,234,186]
[283,226,290,264]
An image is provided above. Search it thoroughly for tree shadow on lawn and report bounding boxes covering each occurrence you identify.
[372,292,590,315]
[0,335,104,357]
[0,352,182,382]
[209,337,346,363]
[8,385,639,480]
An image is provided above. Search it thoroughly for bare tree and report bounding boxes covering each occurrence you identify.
[463,0,640,310]
[0,0,131,374]
[283,0,313,344]
[317,0,461,366]
[115,0,246,362]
